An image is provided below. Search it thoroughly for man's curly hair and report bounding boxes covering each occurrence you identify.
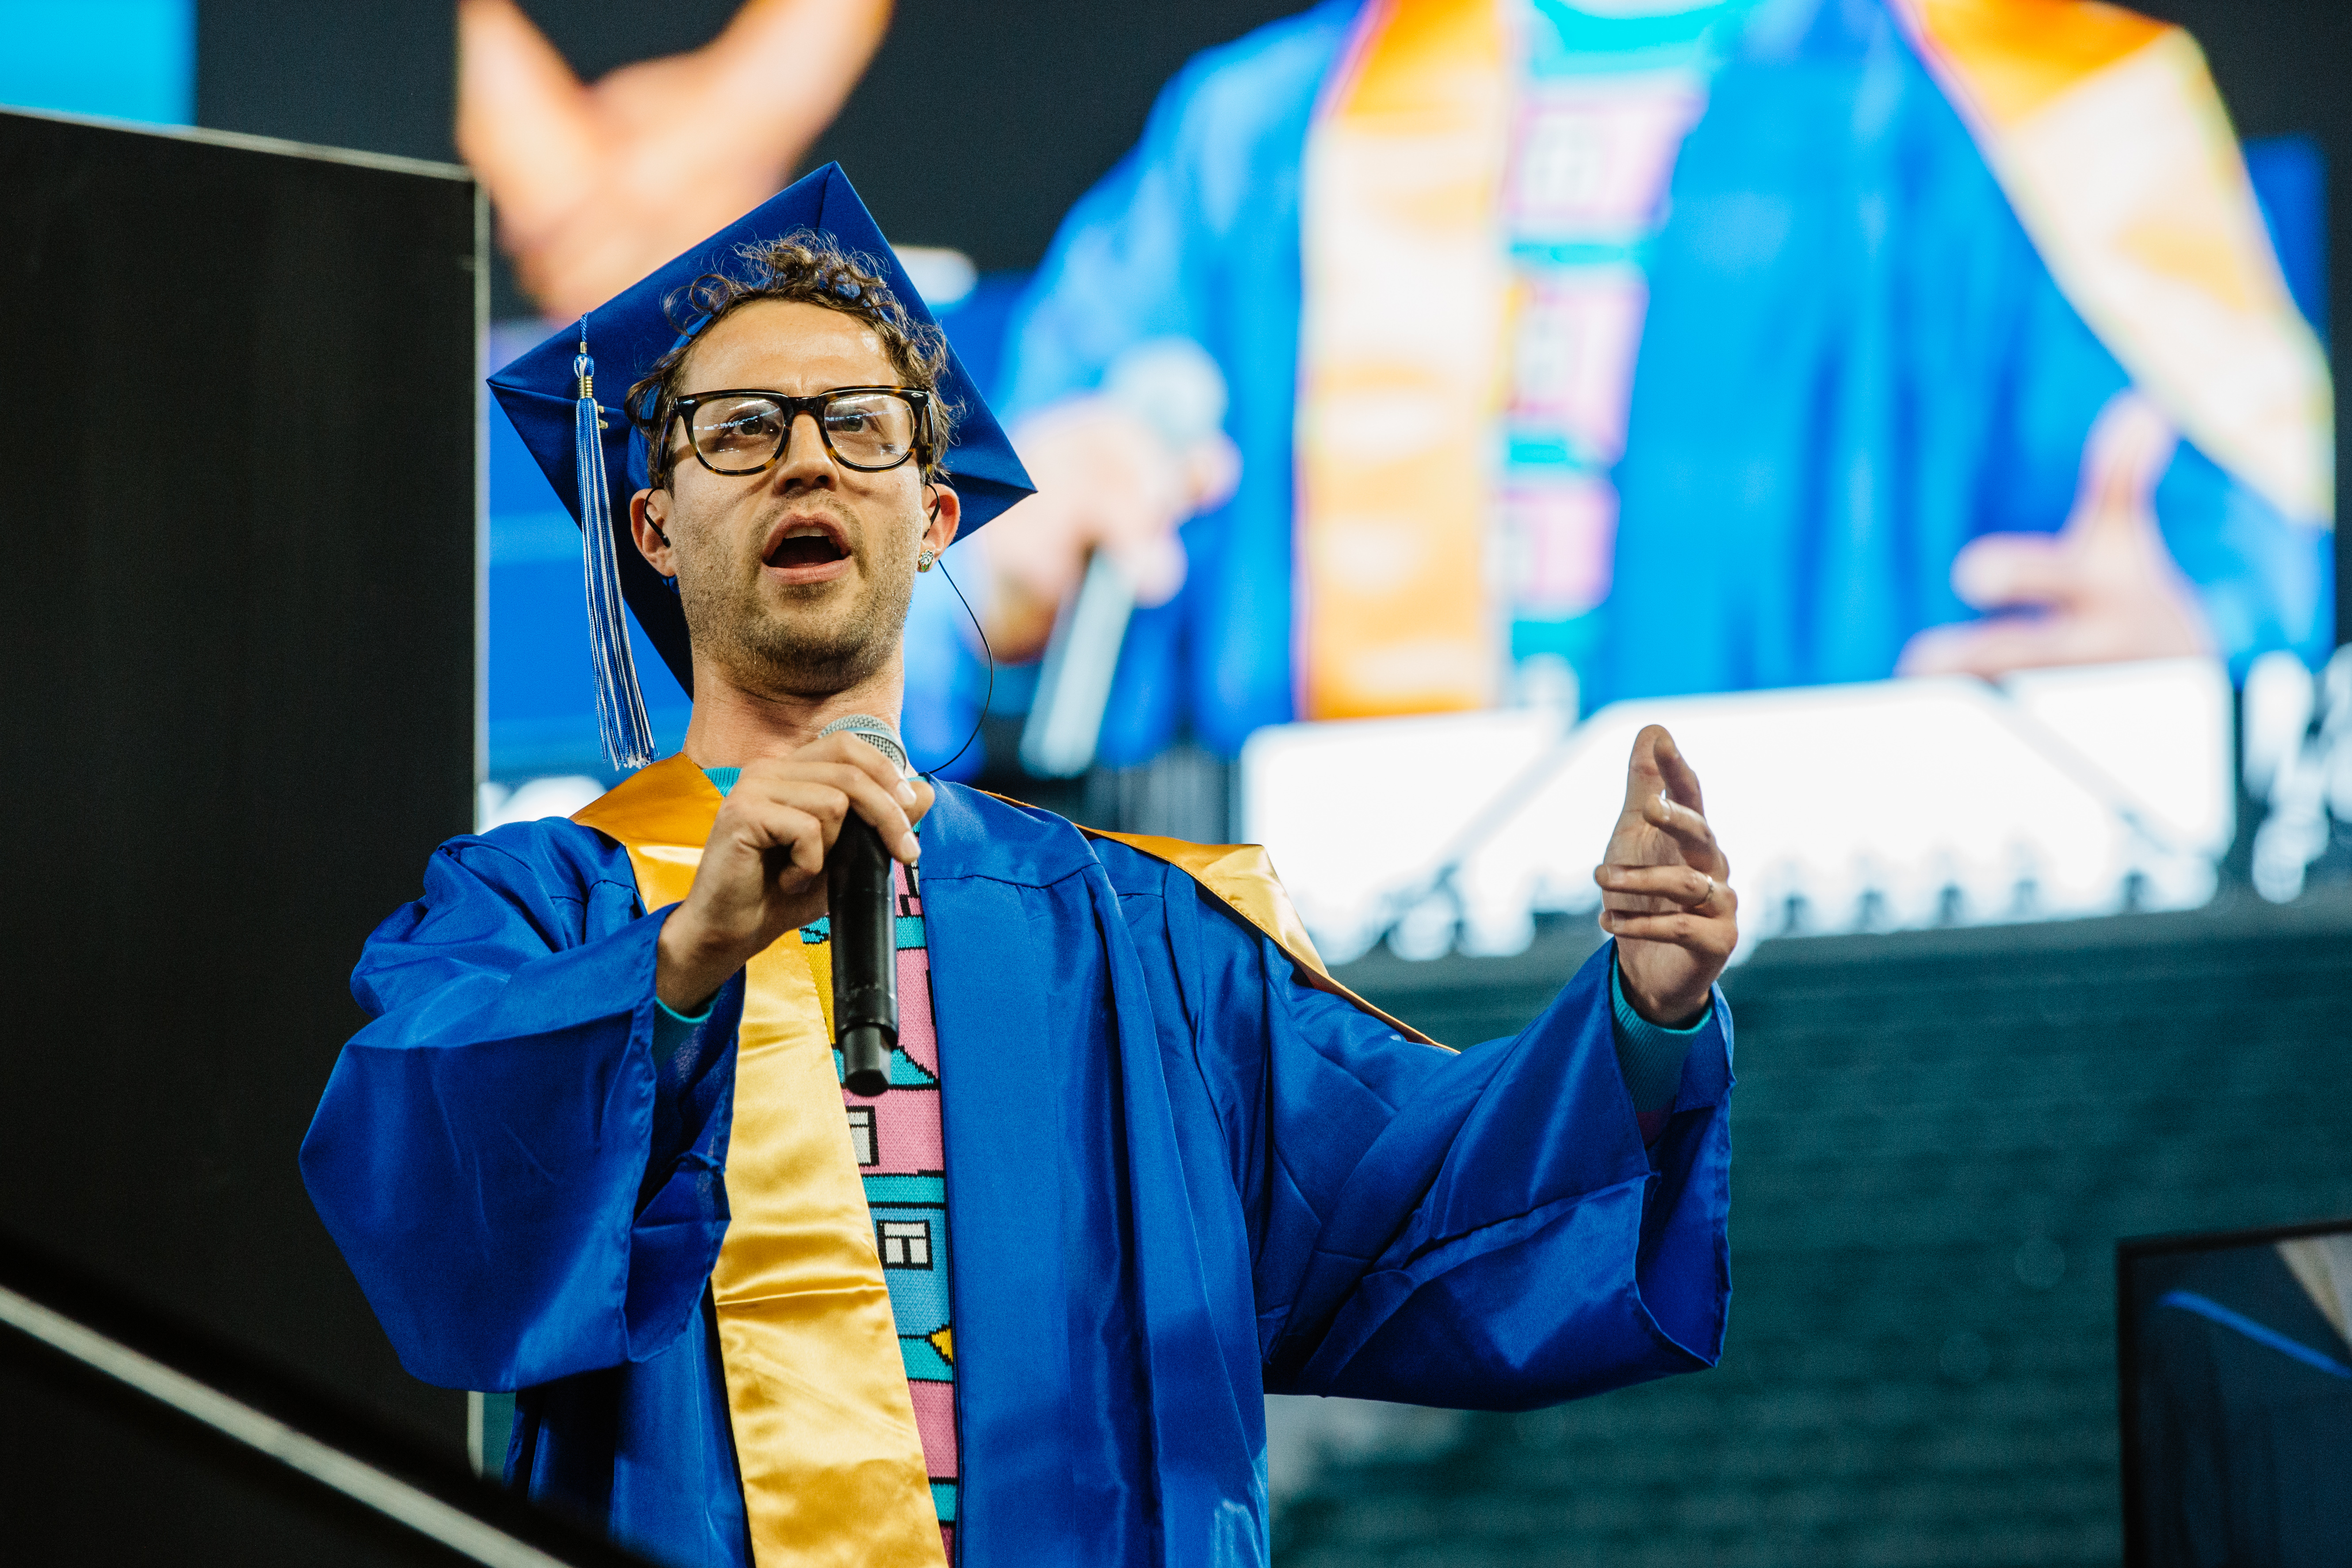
[626,231,959,489]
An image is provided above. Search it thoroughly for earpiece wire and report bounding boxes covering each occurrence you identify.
[916,551,994,780]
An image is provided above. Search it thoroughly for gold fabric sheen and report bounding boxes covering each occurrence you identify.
[1894,0,2332,525]
[1077,826,1446,1049]
[575,755,946,1568]
[566,761,1451,1567]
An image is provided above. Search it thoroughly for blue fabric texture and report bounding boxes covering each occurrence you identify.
[301,784,1734,1568]
[996,0,2328,759]
[1598,0,2327,699]
[2159,1289,2352,1380]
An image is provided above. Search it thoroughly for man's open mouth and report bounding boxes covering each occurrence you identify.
[764,521,851,569]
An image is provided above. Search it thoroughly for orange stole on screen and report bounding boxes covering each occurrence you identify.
[574,755,945,1568]
[1893,0,2332,527]
[1295,0,1513,720]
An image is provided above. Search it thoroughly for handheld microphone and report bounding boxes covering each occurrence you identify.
[1020,337,1229,778]
[815,714,910,1097]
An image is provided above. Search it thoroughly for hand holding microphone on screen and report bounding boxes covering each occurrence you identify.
[654,721,931,1031]
[984,339,1239,658]
[982,340,1241,775]
[1897,390,2216,679]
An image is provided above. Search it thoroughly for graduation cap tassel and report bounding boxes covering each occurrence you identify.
[574,328,658,771]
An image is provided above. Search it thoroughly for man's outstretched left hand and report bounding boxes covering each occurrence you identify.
[1594,725,1737,1025]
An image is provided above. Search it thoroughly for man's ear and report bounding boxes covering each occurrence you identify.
[921,482,962,558]
[629,489,675,575]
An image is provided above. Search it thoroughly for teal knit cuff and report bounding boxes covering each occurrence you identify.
[1609,956,1710,1115]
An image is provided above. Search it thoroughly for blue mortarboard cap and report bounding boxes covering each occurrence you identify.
[487,163,1033,768]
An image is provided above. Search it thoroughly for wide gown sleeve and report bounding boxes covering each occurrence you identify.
[300,827,746,1392]
[1148,867,1732,1409]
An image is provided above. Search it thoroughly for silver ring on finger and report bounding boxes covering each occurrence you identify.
[1698,874,1716,908]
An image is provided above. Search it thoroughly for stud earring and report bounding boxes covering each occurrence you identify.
[916,548,937,572]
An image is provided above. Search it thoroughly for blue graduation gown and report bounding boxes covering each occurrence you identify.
[301,784,1733,1568]
[995,0,2327,763]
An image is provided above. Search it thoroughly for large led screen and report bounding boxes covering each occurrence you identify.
[467,2,2335,955]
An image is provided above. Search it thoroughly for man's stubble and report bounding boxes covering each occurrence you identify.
[674,514,918,700]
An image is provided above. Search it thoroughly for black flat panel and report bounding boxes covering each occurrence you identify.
[0,110,479,1454]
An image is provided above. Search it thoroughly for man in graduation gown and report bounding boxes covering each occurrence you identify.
[301,166,1741,1568]
[972,0,2332,765]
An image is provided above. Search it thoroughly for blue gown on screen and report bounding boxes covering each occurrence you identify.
[301,784,1733,1568]
[2137,1247,2352,1564]
[994,0,2329,765]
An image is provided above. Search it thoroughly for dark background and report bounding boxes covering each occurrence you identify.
[0,111,480,1455]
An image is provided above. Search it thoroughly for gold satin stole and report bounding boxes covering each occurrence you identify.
[577,755,945,1568]
[567,763,1447,1567]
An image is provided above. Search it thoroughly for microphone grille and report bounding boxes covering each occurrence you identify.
[816,713,910,776]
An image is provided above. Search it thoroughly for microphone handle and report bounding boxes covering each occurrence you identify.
[1019,548,1136,779]
[826,815,899,1097]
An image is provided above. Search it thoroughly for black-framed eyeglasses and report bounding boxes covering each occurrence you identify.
[663,386,933,476]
